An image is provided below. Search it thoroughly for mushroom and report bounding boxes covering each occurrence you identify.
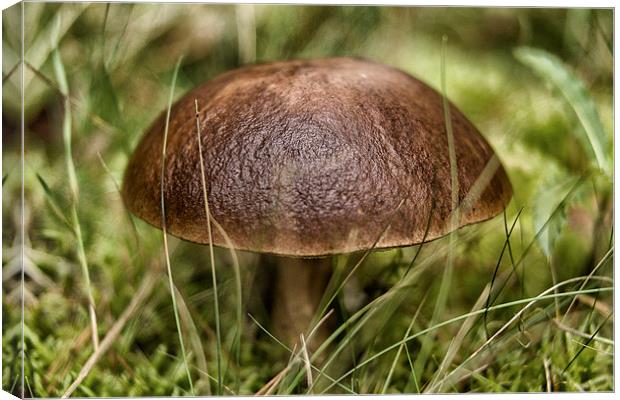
[121,57,512,351]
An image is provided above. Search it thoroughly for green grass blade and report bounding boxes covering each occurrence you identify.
[403,340,420,393]
[533,174,576,260]
[159,57,194,395]
[514,47,610,176]
[402,195,435,277]
[24,3,88,88]
[381,292,427,393]
[35,173,74,233]
[442,36,459,213]
[51,14,99,351]
[429,284,490,393]
[414,35,458,381]
[484,208,523,338]
[562,311,612,375]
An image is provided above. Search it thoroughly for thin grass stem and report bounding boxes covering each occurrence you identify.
[381,292,428,393]
[194,99,223,395]
[484,208,523,338]
[159,57,194,395]
[209,217,243,393]
[300,334,313,391]
[414,34,457,379]
[561,246,613,323]
[51,18,99,351]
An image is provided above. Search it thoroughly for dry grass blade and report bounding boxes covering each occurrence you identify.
[543,358,552,392]
[291,199,412,392]
[194,99,223,394]
[25,3,88,86]
[3,61,19,83]
[459,155,503,217]
[569,340,613,356]
[209,216,243,391]
[576,294,611,317]
[171,284,210,394]
[562,311,613,374]
[160,57,194,394]
[247,314,355,394]
[255,366,291,396]
[303,240,444,392]
[552,319,613,346]
[561,246,613,323]
[25,61,117,137]
[427,285,491,393]
[300,334,313,390]
[61,268,160,398]
[441,35,459,216]
[307,309,335,344]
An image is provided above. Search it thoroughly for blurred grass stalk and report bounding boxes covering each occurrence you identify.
[236,4,256,64]
[51,14,99,351]
[413,34,458,381]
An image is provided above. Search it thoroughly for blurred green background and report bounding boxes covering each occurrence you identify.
[2,3,613,396]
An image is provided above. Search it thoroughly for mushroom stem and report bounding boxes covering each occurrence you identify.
[270,256,333,352]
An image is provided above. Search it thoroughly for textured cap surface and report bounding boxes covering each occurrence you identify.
[122,57,512,257]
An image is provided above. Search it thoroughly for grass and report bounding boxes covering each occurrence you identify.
[2,3,614,396]
[194,98,222,395]
[318,284,613,393]
[412,34,459,384]
[160,57,194,395]
[51,13,99,352]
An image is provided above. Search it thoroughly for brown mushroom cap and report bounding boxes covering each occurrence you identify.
[122,57,512,257]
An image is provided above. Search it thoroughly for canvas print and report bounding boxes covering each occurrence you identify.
[2,3,613,396]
